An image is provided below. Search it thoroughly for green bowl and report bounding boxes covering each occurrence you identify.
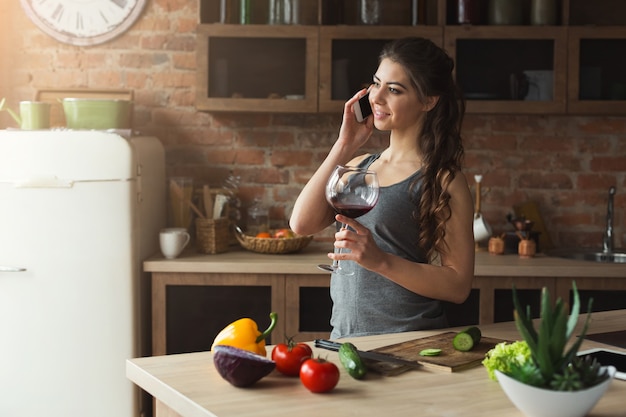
[62,98,132,130]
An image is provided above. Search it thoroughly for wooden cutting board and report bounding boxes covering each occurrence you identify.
[370,331,509,373]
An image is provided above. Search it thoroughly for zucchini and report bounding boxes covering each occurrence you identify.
[452,326,482,352]
[338,342,368,379]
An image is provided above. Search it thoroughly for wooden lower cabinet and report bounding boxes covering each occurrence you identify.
[151,272,288,356]
[151,272,626,355]
[285,274,333,342]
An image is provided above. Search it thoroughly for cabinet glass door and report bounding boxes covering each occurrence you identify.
[445,26,567,114]
[196,25,319,113]
[567,28,626,114]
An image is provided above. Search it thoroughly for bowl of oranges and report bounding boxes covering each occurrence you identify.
[235,227,313,254]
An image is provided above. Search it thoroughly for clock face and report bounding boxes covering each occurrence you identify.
[20,0,147,46]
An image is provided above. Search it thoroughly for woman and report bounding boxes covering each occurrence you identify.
[290,37,475,339]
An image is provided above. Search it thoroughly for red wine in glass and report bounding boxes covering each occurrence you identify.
[330,200,376,219]
[318,165,379,274]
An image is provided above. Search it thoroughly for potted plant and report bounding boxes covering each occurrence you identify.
[483,282,616,417]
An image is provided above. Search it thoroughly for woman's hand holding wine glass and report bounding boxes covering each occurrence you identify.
[318,165,379,274]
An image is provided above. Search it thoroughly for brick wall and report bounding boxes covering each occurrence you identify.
[1,0,624,250]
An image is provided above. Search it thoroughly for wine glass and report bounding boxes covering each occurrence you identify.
[318,165,380,274]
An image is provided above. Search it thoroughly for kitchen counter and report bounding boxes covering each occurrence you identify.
[144,241,626,277]
[127,309,626,417]
[145,242,626,355]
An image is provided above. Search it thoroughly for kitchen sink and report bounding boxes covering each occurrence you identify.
[548,249,626,264]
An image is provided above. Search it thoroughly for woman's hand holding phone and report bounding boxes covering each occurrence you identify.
[335,89,374,155]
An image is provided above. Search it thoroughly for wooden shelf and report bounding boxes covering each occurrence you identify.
[195,0,626,114]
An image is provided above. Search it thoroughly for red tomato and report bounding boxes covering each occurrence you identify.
[271,340,313,376]
[273,228,295,239]
[299,358,340,393]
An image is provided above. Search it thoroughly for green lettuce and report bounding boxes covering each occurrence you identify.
[482,340,532,381]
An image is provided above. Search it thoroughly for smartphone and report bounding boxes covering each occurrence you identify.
[578,348,626,380]
[353,93,372,123]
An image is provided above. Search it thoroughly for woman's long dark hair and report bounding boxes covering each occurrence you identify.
[380,37,466,261]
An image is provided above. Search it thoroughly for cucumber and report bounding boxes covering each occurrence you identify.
[452,332,474,351]
[338,342,368,379]
[464,326,482,344]
[419,348,442,356]
[452,326,482,352]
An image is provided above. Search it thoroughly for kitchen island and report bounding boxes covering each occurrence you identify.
[127,309,626,417]
[144,242,626,355]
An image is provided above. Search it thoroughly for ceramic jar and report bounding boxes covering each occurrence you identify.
[457,0,482,25]
[488,0,522,25]
[530,0,556,25]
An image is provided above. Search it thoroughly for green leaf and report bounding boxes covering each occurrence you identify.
[537,304,555,380]
[564,298,594,365]
[512,286,538,344]
[565,281,580,339]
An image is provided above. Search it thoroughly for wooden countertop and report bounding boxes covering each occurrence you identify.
[127,309,626,417]
[144,241,626,277]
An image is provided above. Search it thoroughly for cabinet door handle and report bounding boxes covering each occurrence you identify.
[0,266,27,272]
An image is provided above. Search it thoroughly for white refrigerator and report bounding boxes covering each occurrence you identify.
[0,130,166,417]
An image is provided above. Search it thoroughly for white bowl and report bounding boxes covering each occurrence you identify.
[495,366,616,417]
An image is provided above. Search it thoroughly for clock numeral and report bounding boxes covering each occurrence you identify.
[51,3,65,22]
[111,0,129,9]
[76,12,83,30]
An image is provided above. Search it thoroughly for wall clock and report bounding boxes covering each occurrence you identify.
[20,0,148,46]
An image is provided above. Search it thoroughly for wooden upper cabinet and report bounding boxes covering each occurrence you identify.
[444,26,568,114]
[195,0,626,114]
[566,27,626,115]
[195,24,319,113]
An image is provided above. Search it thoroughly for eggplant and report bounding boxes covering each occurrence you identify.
[212,345,275,387]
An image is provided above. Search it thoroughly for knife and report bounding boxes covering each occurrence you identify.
[314,339,423,369]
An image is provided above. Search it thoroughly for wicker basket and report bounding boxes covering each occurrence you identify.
[235,230,313,254]
[196,217,230,254]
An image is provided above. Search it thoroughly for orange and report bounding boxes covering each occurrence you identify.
[255,232,272,239]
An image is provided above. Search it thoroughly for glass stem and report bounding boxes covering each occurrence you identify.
[333,222,346,270]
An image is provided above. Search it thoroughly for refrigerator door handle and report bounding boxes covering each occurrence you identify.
[14,176,73,188]
[0,265,27,272]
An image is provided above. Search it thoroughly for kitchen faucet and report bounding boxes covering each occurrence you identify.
[602,186,616,253]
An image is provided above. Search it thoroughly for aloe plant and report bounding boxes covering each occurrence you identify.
[512,281,607,390]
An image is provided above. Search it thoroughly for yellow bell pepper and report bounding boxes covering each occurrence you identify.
[211,312,278,356]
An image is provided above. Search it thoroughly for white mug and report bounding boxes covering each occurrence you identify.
[523,70,553,101]
[159,228,190,259]
[473,214,493,242]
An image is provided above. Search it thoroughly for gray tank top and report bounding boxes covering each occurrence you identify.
[329,154,448,339]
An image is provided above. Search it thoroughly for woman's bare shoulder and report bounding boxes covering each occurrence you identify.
[346,153,372,167]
